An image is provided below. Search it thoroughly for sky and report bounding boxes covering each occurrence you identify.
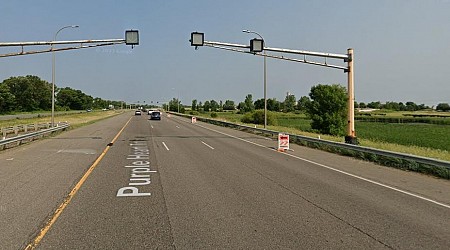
[1,0,449,107]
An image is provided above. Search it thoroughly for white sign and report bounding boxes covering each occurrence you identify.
[278,133,289,151]
[191,116,197,123]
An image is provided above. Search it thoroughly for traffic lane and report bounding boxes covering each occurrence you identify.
[37,114,175,249]
[153,118,387,248]
[189,117,450,248]
[153,119,389,248]
[0,111,133,250]
[159,116,450,248]
[171,115,450,206]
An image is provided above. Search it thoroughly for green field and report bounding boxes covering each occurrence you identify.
[201,111,450,155]
[355,122,450,151]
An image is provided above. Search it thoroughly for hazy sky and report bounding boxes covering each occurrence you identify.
[1,0,449,106]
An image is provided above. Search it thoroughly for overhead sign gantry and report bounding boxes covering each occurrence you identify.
[190,32,357,144]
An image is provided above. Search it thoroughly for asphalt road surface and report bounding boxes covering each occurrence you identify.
[1,111,449,249]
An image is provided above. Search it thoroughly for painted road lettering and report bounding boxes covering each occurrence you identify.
[116,140,156,197]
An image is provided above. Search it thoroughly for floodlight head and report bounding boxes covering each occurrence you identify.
[125,30,139,46]
[190,32,204,46]
[250,38,264,53]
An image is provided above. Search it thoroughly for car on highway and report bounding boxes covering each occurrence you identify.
[135,110,141,116]
[150,111,161,120]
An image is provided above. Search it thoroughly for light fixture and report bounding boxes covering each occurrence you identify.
[190,32,204,46]
[125,30,139,47]
[250,38,264,53]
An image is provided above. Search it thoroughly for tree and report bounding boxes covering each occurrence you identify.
[436,103,450,112]
[405,101,419,111]
[0,83,15,114]
[306,84,348,136]
[245,94,255,112]
[237,102,245,111]
[384,101,400,111]
[203,100,211,112]
[3,75,52,111]
[283,94,297,112]
[210,100,219,112]
[297,96,311,112]
[240,94,255,113]
[168,97,180,112]
[223,100,235,110]
[57,87,93,110]
[191,99,197,111]
[267,98,280,111]
[254,98,264,110]
[367,101,381,109]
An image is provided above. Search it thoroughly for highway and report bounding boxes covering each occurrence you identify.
[0,111,449,249]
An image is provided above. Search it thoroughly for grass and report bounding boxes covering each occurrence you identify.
[0,110,125,129]
[356,122,450,151]
[192,111,450,162]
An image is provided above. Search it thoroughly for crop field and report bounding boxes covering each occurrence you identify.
[276,116,311,131]
[208,111,450,152]
[355,122,450,151]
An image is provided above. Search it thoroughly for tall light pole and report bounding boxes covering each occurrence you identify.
[243,29,267,128]
[52,25,79,127]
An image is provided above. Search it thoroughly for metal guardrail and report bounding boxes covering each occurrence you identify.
[169,112,450,173]
[0,123,70,150]
[1,123,52,139]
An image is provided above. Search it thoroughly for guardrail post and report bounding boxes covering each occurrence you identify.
[14,126,19,135]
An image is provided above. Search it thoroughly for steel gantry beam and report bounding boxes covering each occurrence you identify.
[192,33,357,144]
[0,39,126,58]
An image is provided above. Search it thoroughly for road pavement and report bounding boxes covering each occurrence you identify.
[0,111,449,249]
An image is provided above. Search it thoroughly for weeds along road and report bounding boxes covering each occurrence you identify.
[0,111,449,249]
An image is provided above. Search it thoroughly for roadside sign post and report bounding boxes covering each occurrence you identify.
[278,133,289,152]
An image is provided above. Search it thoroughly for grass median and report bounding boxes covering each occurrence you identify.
[0,110,126,129]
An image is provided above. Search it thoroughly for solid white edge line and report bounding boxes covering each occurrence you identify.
[201,141,215,150]
[194,123,450,210]
[162,142,169,151]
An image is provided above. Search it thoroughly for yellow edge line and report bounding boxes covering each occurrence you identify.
[24,116,133,250]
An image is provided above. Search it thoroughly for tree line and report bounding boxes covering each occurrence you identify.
[189,93,449,115]
[187,84,449,137]
[0,75,123,114]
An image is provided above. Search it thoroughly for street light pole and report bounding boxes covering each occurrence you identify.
[52,25,79,127]
[243,30,267,128]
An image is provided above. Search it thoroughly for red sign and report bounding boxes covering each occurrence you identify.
[278,133,289,151]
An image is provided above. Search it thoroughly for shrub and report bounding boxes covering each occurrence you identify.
[240,110,276,125]
[210,112,218,118]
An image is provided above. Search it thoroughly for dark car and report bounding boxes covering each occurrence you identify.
[150,111,161,120]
